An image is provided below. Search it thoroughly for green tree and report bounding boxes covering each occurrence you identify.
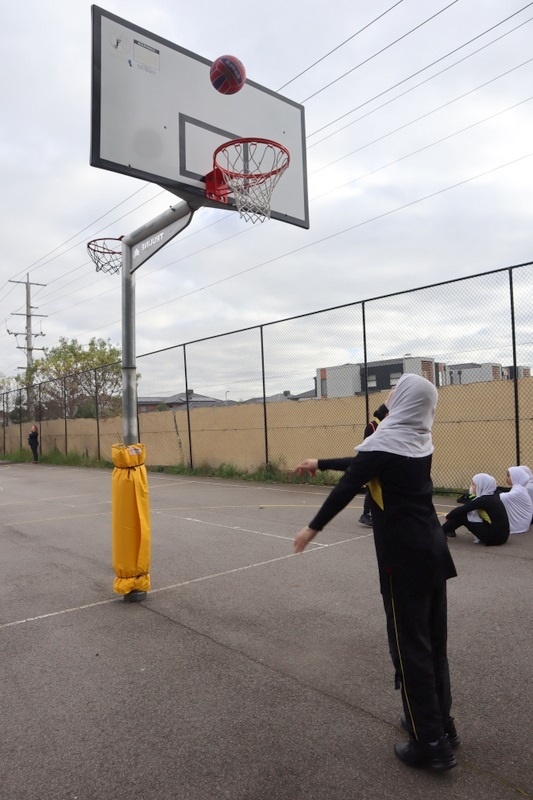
[0,373,14,393]
[0,373,18,424]
[28,337,122,420]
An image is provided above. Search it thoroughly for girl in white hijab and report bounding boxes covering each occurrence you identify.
[443,473,509,546]
[292,374,458,770]
[499,466,532,535]
[519,465,533,520]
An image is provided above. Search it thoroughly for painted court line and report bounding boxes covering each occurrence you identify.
[0,533,370,631]
[154,511,374,545]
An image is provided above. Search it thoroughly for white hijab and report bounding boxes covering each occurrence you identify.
[356,373,437,458]
[467,473,497,523]
[519,465,533,506]
[500,466,532,534]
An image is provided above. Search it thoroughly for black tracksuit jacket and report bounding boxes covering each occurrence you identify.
[308,448,457,743]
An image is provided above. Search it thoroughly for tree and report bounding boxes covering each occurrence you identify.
[0,373,18,425]
[0,373,14,394]
[28,338,122,420]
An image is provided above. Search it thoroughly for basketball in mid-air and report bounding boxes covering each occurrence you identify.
[210,55,246,95]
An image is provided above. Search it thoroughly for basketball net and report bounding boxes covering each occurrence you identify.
[87,238,123,274]
[210,139,290,224]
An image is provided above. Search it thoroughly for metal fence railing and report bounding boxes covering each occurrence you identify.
[2,261,533,490]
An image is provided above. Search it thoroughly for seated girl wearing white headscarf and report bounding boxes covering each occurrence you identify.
[519,465,533,522]
[498,466,533,535]
[442,473,509,546]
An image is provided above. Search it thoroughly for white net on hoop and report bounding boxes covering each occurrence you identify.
[215,139,290,224]
[87,239,123,274]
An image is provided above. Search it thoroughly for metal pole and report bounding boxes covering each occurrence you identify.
[94,368,101,461]
[121,201,194,446]
[111,200,194,602]
[63,377,68,455]
[121,243,137,445]
[18,389,22,451]
[183,345,194,468]
[361,301,369,421]
[508,268,520,464]
[260,326,269,465]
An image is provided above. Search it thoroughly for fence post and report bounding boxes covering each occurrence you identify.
[183,344,193,469]
[18,389,23,451]
[38,384,42,459]
[361,300,370,421]
[508,268,520,465]
[94,368,101,461]
[62,377,68,455]
[260,326,269,465]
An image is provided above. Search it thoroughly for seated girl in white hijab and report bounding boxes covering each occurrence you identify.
[443,473,509,546]
[498,466,532,535]
[519,465,533,522]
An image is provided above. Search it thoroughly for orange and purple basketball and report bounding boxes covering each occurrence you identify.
[210,55,246,95]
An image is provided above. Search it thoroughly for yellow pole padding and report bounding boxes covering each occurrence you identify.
[111,443,151,596]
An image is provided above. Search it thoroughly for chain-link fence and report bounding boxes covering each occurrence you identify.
[2,263,533,491]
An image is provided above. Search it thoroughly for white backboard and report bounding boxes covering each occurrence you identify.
[91,6,309,228]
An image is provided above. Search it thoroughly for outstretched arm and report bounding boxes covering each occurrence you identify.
[294,526,318,553]
[294,458,318,477]
[293,452,378,553]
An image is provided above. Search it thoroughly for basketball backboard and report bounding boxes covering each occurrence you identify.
[90,6,309,228]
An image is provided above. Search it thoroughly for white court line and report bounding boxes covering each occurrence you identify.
[147,475,334,498]
[0,532,371,631]
[153,510,374,546]
[0,510,110,527]
[154,510,295,542]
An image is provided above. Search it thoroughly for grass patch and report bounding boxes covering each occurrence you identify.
[147,459,341,485]
[0,447,112,470]
[0,449,341,484]
[0,449,463,494]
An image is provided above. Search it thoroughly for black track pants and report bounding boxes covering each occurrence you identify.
[382,580,452,743]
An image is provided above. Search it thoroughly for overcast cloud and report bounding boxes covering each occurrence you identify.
[1,0,532,394]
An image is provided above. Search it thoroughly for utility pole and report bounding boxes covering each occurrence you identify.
[7,274,47,374]
[8,274,47,421]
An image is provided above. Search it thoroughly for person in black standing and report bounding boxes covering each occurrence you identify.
[28,425,39,463]
[293,373,459,771]
[359,402,389,526]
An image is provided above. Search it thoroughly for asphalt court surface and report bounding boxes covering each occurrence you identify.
[1,462,532,799]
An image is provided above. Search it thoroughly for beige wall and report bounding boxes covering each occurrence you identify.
[4,379,533,491]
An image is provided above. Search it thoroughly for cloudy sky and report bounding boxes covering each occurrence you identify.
[1,0,532,396]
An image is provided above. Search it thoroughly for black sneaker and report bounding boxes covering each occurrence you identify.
[443,717,461,748]
[401,716,461,748]
[359,513,373,527]
[394,737,457,771]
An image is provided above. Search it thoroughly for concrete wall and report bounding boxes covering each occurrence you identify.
[3,379,533,491]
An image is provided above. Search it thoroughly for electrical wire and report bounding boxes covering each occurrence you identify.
[1,4,532,365]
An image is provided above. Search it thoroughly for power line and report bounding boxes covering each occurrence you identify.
[301,0,461,103]
[307,6,533,140]
[1,6,523,306]
[64,150,533,343]
[276,0,405,91]
[1,5,531,364]
[0,183,154,294]
[28,50,533,327]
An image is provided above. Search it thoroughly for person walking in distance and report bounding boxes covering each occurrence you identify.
[359,402,388,527]
[28,425,39,463]
[293,374,459,771]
